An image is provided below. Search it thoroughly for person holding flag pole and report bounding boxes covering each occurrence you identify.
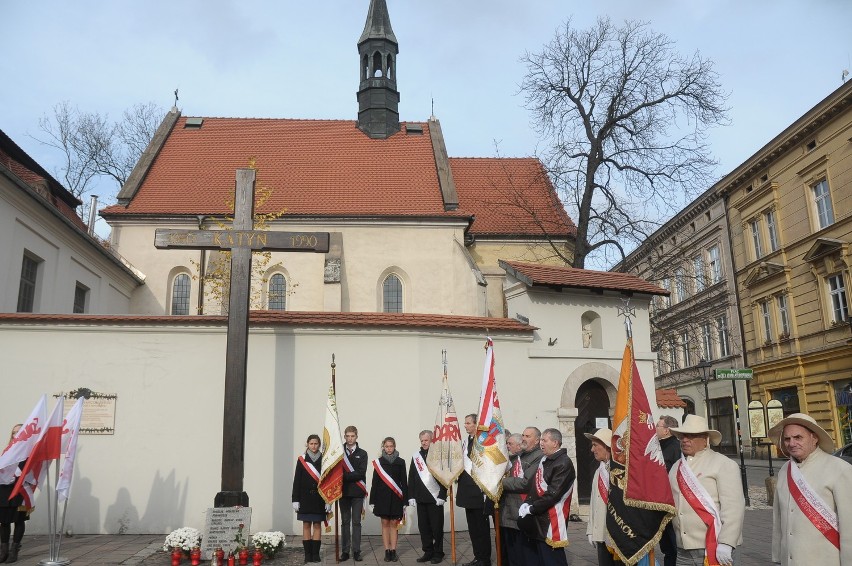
[470,337,511,566]
[426,351,465,565]
[318,356,345,562]
[606,301,676,566]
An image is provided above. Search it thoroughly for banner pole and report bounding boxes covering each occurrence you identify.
[449,486,457,565]
[494,506,502,566]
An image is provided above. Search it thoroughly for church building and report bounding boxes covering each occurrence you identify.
[0,0,672,536]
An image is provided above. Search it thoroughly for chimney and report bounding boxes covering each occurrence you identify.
[87,195,98,236]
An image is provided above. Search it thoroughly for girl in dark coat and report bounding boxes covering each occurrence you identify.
[369,437,408,562]
[0,424,30,564]
[292,434,328,563]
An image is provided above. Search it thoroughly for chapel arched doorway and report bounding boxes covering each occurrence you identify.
[574,379,611,503]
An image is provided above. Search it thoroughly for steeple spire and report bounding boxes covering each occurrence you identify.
[356,0,400,139]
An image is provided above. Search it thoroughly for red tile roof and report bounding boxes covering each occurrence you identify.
[500,261,668,295]
[656,388,687,409]
[0,311,535,333]
[100,118,573,237]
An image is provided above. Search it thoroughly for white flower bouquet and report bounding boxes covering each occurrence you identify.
[163,527,202,553]
[251,531,286,557]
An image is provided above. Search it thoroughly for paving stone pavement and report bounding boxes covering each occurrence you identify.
[13,508,773,565]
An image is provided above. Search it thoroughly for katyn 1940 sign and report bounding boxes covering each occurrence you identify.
[715,368,753,380]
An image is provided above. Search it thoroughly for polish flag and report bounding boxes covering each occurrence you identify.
[10,397,64,505]
[57,397,85,502]
[0,395,47,484]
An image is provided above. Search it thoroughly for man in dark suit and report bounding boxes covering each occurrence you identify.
[656,415,681,566]
[340,425,368,561]
[457,414,491,566]
[408,430,448,563]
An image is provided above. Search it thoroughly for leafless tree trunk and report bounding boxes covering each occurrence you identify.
[520,17,728,269]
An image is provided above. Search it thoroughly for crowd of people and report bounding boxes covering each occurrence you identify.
[292,409,850,565]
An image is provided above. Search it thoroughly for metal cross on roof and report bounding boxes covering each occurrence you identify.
[617,298,636,340]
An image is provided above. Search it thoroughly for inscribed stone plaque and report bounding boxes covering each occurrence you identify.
[57,389,117,435]
[201,507,252,560]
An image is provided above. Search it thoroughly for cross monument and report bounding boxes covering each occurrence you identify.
[155,168,329,506]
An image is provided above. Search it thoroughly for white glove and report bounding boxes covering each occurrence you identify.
[409,499,416,508]
[292,502,300,512]
[587,534,594,547]
[325,503,332,512]
[369,504,375,512]
[436,499,445,506]
[518,503,531,518]
[716,544,734,566]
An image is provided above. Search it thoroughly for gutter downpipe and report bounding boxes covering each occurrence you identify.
[197,215,206,314]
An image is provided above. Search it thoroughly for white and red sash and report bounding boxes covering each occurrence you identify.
[462,436,473,474]
[676,458,721,565]
[373,458,404,499]
[344,448,368,495]
[299,455,322,483]
[596,461,609,505]
[787,461,840,550]
[512,457,528,502]
[413,452,441,503]
[534,456,573,549]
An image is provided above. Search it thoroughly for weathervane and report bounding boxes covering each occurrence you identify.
[173,88,179,108]
[617,298,636,340]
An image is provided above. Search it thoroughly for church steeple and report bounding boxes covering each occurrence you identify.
[356,0,400,139]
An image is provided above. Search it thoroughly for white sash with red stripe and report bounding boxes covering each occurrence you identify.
[344,449,368,495]
[787,461,840,550]
[373,458,404,499]
[299,455,321,482]
[512,457,527,502]
[462,436,473,474]
[596,462,609,505]
[413,452,441,503]
[534,456,573,548]
[676,458,721,565]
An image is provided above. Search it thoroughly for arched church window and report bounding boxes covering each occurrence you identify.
[268,273,287,311]
[387,55,394,80]
[362,54,369,81]
[171,273,191,315]
[372,52,384,77]
[383,274,403,313]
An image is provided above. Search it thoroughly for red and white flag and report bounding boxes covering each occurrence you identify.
[11,397,64,506]
[318,382,344,504]
[57,397,85,502]
[0,395,47,484]
[470,338,509,502]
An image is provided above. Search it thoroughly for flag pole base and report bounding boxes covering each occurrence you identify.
[39,558,71,566]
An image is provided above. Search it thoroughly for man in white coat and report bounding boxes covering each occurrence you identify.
[769,412,852,565]
[584,428,616,566]
[668,415,745,566]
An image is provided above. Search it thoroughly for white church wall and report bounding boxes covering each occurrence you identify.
[0,317,657,536]
[0,181,137,314]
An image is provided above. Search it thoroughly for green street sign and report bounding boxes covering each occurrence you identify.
[715,368,753,380]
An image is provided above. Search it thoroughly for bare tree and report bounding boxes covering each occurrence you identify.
[520,17,728,269]
[34,100,164,206]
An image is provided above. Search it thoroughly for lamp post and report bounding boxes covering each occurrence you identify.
[697,358,713,419]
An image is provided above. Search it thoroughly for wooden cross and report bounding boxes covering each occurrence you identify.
[154,168,329,507]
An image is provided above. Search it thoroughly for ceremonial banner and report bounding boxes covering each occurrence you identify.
[470,338,509,502]
[57,397,85,502]
[426,371,464,489]
[607,339,675,565]
[11,397,64,506]
[0,395,47,483]
[318,382,344,504]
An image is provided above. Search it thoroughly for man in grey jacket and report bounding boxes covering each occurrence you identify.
[501,427,543,565]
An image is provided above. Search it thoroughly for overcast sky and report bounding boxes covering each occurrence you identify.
[2,0,851,245]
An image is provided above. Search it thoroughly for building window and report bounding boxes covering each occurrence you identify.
[17,253,41,313]
[750,219,763,260]
[716,315,730,357]
[828,274,849,324]
[675,267,689,302]
[761,300,773,343]
[813,179,834,229]
[701,322,714,361]
[772,387,801,417]
[693,255,706,292]
[171,273,191,315]
[777,294,790,337]
[662,279,672,307]
[680,331,691,367]
[73,282,89,314]
[668,337,678,371]
[382,274,403,313]
[268,273,287,310]
[708,245,722,284]
[765,210,779,252]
